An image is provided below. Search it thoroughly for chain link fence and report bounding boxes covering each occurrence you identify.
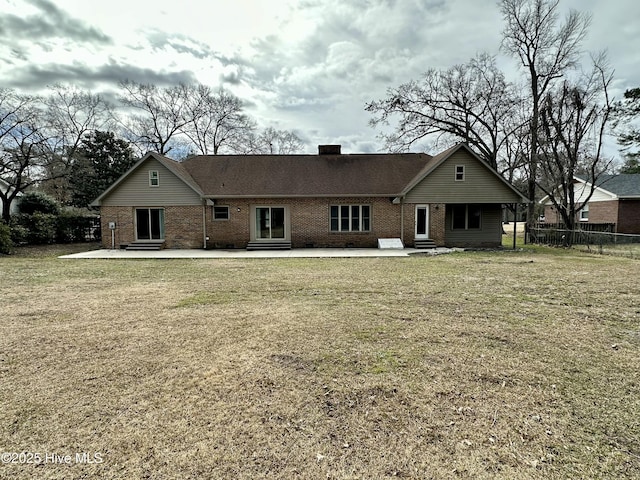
[527,226,640,258]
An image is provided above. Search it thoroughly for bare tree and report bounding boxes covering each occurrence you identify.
[0,90,55,222]
[249,127,304,154]
[536,54,614,235]
[500,0,591,226]
[118,80,193,156]
[366,53,521,172]
[42,84,114,203]
[182,86,256,155]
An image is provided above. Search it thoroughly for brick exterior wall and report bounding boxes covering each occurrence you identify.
[588,201,619,226]
[100,205,205,249]
[206,198,447,249]
[617,199,640,234]
[101,199,450,249]
[430,204,446,245]
[208,197,398,248]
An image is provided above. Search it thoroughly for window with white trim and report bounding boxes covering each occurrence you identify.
[213,206,230,220]
[330,205,371,232]
[149,170,159,187]
[455,165,465,181]
[579,203,589,221]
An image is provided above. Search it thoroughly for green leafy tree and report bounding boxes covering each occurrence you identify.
[69,131,136,208]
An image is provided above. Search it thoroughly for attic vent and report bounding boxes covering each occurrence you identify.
[318,145,341,155]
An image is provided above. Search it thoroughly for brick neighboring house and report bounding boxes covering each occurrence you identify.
[91,143,528,250]
[540,174,640,234]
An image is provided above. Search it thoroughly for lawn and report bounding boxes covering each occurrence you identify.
[1,245,639,479]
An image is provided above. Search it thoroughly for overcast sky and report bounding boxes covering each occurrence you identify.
[1,0,638,156]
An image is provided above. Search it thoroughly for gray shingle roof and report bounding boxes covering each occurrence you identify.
[595,174,640,197]
[180,153,436,197]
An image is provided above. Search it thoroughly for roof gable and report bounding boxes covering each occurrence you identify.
[92,152,203,206]
[402,144,528,203]
[541,174,640,204]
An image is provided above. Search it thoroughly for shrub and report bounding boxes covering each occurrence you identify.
[0,222,11,254]
[56,209,99,243]
[17,191,60,215]
[11,212,57,244]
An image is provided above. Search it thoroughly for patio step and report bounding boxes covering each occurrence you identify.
[246,241,292,251]
[414,239,437,249]
[126,242,165,251]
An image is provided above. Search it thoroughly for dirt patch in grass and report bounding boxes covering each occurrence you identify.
[1,249,639,478]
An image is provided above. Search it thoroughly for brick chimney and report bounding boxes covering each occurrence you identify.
[318,145,341,155]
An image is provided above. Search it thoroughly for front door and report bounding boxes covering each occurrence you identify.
[136,208,165,241]
[415,204,429,239]
[254,206,288,240]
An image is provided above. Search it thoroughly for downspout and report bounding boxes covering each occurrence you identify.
[202,200,207,249]
[513,203,517,250]
[400,196,405,245]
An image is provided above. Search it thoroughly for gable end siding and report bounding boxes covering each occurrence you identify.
[101,158,202,206]
[405,151,521,204]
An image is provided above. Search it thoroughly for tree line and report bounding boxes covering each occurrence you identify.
[367,0,640,230]
[0,82,303,221]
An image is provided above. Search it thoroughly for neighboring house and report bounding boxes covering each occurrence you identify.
[91,143,528,250]
[540,174,640,234]
[0,178,22,219]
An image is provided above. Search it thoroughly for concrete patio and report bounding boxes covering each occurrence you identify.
[59,247,461,259]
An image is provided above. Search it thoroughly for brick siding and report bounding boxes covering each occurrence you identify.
[101,199,450,249]
[617,199,640,234]
[100,205,205,249]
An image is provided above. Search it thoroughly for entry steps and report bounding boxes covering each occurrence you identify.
[125,241,165,251]
[246,241,292,251]
[414,239,437,249]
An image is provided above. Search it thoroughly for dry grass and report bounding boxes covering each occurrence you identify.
[1,245,639,479]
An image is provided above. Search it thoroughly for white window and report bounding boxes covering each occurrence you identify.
[149,170,159,187]
[455,165,465,181]
[213,206,229,220]
[330,205,371,232]
[579,203,589,221]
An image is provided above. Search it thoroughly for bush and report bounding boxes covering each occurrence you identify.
[17,191,60,215]
[11,212,57,244]
[0,222,11,254]
[56,209,99,243]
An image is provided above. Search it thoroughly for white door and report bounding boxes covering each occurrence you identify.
[415,205,429,239]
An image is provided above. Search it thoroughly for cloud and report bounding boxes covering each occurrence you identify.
[0,0,111,45]
[3,61,198,92]
[143,29,216,60]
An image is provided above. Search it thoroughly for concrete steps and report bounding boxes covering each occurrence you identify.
[246,241,292,251]
[125,241,165,251]
[414,239,437,249]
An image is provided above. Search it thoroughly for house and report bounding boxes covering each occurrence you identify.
[91,143,528,250]
[0,178,21,220]
[540,174,640,234]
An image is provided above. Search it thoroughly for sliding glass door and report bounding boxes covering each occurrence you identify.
[136,208,165,240]
[255,207,286,239]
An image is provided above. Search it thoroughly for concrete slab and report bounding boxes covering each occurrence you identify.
[59,247,460,259]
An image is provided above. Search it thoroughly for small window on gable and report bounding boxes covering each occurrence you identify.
[214,206,230,220]
[455,165,465,181]
[149,170,159,187]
